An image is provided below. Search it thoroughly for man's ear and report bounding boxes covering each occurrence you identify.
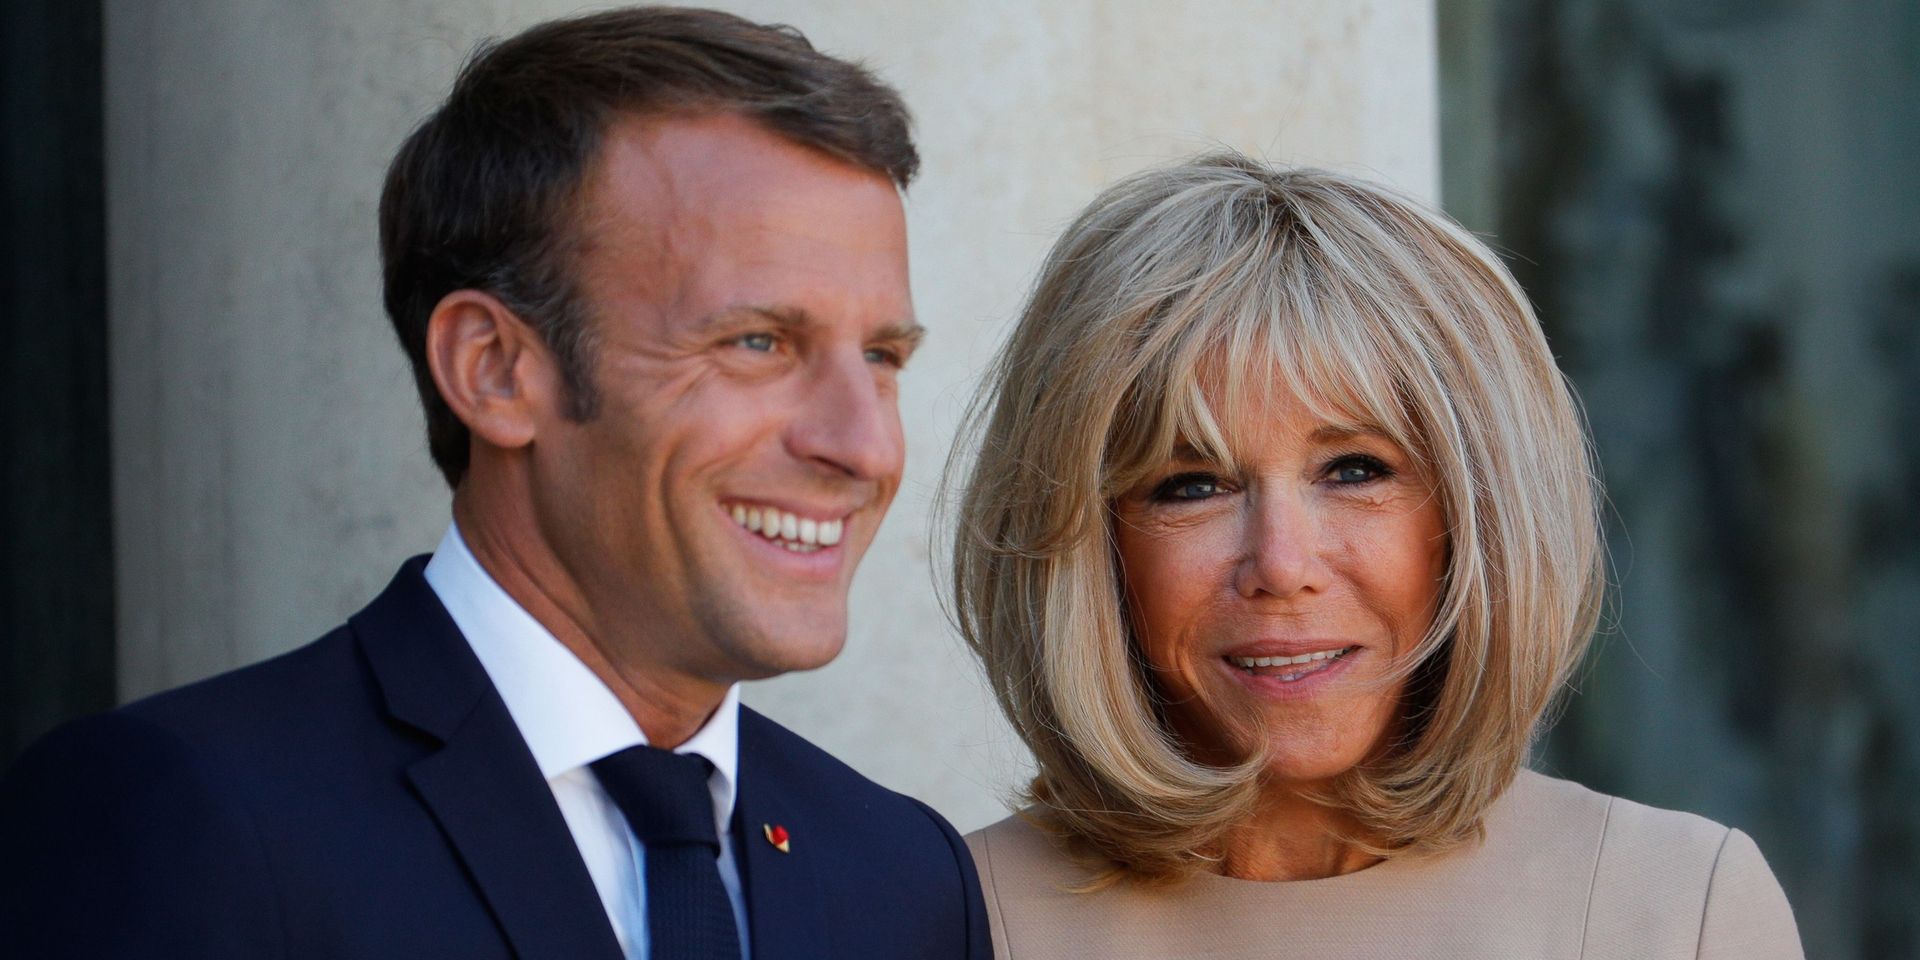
[424,290,557,451]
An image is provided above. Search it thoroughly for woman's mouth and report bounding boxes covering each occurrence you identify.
[1227,646,1355,682]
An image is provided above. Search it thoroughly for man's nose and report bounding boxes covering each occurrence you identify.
[786,350,903,482]
[1233,490,1327,600]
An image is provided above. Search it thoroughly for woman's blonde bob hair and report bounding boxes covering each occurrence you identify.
[947,154,1606,882]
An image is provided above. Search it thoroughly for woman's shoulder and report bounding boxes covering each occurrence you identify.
[963,774,1802,960]
[1498,770,1802,959]
[964,813,1096,960]
[1496,768,1755,879]
[964,812,1084,910]
[1492,767,1726,859]
[964,810,1117,902]
[965,811,1062,870]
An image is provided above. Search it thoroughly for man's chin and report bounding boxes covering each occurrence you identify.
[730,633,848,680]
[712,604,850,677]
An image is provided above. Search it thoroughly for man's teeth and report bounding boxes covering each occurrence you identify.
[1228,647,1352,680]
[728,504,844,552]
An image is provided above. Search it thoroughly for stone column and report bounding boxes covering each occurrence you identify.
[107,0,1437,830]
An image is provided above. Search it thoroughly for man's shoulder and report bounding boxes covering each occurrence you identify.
[736,707,989,957]
[736,706,868,784]
[3,556,445,810]
[3,622,376,816]
[0,558,516,960]
[65,553,452,761]
[121,625,368,737]
[735,705,977,876]
[736,705,955,829]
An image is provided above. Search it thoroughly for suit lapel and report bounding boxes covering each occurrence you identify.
[408,703,624,960]
[356,559,624,960]
[734,719,831,960]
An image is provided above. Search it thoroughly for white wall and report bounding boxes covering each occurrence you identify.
[107,0,1436,832]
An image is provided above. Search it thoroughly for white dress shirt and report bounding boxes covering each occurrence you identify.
[423,524,750,960]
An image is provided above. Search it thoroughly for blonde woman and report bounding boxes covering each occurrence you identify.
[950,154,1802,959]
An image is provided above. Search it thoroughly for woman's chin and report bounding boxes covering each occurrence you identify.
[1246,720,1384,787]
[1257,755,1367,789]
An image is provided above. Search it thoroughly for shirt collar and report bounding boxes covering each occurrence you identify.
[422,523,741,825]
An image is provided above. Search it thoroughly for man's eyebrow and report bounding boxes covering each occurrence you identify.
[700,304,925,348]
[874,318,927,351]
[698,304,811,332]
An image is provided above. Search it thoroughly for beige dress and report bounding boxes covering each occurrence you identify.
[964,770,1802,959]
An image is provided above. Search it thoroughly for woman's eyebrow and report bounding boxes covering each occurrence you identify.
[1168,440,1208,463]
[1307,424,1388,445]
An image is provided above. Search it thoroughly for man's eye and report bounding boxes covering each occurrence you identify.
[1151,473,1226,502]
[863,346,905,368]
[1326,455,1390,485]
[734,332,778,352]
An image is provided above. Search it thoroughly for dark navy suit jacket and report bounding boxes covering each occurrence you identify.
[1,558,990,960]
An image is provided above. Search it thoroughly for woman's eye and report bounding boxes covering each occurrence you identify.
[1326,455,1389,485]
[1152,473,1226,501]
[734,332,778,352]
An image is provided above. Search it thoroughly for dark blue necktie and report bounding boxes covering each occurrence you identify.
[591,746,742,960]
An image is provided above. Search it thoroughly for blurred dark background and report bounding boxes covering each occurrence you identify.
[1444,1,1919,956]
[1,1,116,768]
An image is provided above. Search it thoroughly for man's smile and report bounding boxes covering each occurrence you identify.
[724,500,849,553]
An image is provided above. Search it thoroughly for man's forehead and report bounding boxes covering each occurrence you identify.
[570,112,906,265]
[582,113,897,220]
[562,113,914,347]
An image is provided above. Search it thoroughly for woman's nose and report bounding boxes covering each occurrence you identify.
[1233,491,1327,600]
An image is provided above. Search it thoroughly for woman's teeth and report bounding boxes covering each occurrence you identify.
[1228,647,1353,681]
[729,504,844,553]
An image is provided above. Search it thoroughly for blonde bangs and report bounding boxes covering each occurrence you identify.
[1101,205,1427,496]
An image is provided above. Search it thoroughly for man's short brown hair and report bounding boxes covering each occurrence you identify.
[379,6,919,487]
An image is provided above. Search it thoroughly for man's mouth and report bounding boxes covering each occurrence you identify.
[1226,646,1355,682]
[726,501,846,553]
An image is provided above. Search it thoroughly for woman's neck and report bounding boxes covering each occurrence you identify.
[1212,787,1381,882]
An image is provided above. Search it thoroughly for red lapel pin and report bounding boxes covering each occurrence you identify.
[762,823,791,854]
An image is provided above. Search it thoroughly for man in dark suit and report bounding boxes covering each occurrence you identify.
[1,8,988,959]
